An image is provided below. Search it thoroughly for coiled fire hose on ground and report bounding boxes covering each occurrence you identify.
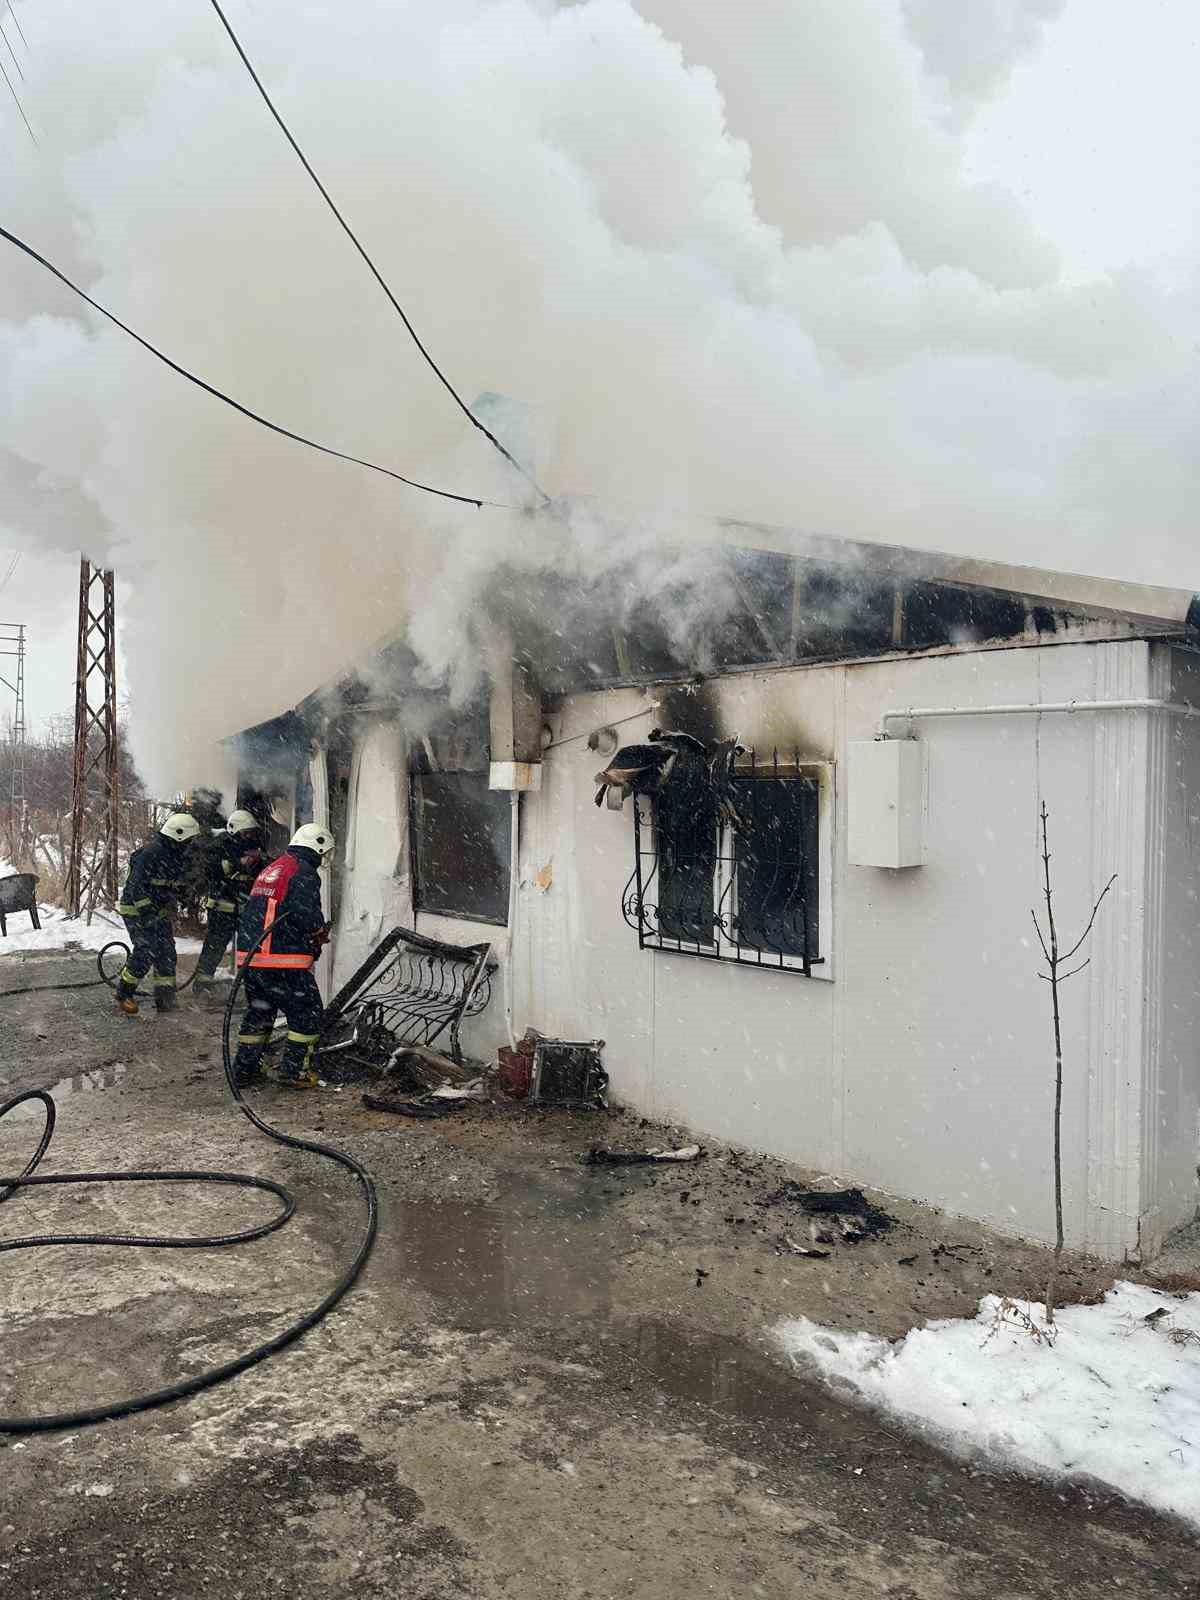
[0,915,377,1434]
[1,937,200,999]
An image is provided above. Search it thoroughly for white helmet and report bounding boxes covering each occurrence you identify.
[227,808,260,836]
[160,812,202,844]
[290,822,335,856]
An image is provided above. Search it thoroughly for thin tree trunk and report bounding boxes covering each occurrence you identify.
[1039,802,1063,1323]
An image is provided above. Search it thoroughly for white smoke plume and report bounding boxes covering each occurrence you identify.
[901,0,1067,120]
[0,0,1197,791]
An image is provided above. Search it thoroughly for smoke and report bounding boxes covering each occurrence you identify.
[901,0,1067,119]
[0,0,1197,791]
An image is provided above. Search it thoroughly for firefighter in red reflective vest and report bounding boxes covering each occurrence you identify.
[232,823,334,1089]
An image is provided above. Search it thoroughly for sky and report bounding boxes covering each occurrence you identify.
[963,0,1200,277]
[1,0,1198,777]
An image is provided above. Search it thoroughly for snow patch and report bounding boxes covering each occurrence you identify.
[774,1280,1200,1527]
[0,902,201,955]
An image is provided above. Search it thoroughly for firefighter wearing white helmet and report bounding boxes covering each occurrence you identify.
[232,822,336,1089]
[159,812,203,844]
[113,812,204,1016]
[290,823,334,855]
[192,808,267,996]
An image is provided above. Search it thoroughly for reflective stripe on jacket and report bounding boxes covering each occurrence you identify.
[117,839,187,918]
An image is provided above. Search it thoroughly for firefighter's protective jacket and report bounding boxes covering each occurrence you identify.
[116,838,189,920]
[203,834,263,914]
[237,845,327,970]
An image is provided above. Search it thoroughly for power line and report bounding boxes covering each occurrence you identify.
[0,49,34,144]
[0,551,20,592]
[1,15,23,77]
[5,3,27,53]
[207,0,549,506]
[0,223,514,511]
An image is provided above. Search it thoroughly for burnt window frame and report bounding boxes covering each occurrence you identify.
[626,755,831,977]
[410,769,512,928]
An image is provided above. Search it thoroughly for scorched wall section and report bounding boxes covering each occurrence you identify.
[504,638,1161,1256]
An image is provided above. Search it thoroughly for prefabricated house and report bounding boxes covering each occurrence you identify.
[230,525,1200,1262]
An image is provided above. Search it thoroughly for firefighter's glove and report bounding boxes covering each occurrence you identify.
[310,923,332,953]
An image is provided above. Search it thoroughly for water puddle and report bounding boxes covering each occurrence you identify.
[613,1319,828,1432]
[2,1062,127,1120]
[372,1197,610,1330]
[370,1195,874,1444]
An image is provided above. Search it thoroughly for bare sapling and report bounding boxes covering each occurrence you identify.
[1031,801,1115,1324]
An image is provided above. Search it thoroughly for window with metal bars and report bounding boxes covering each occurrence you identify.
[623,753,822,974]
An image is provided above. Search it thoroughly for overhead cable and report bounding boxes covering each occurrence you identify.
[1,15,23,76]
[207,0,550,505]
[0,224,510,511]
[0,50,34,144]
[5,4,26,52]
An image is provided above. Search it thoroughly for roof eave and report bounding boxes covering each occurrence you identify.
[712,518,1198,631]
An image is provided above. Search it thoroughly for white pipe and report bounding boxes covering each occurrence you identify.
[503,789,519,1051]
[878,698,1200,739]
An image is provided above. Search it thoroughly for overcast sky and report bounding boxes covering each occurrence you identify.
[963,0,1200,275]
[2,0,1197,733]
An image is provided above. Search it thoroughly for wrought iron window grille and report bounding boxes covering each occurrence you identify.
[623,750,823,976]
[317,926,496,1065]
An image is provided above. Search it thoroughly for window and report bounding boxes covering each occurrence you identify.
[626,756,827,975]
[654,779,719,945]
[411,771,511,926]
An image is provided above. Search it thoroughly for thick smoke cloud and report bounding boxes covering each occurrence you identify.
[901,0,1066,117]
[0,0,1197,791]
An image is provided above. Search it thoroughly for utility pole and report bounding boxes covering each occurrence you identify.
[0,620,27,862]
[65,561,120,918]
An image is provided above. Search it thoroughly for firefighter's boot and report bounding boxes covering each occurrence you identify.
[154,983,179,1014]
[267,1064,321,1090]
[270,1029,321,1090]
[233,1059,263,1090]
[114,976,139,1018]
[232,1025,269,1088]
[190,971,219,1007]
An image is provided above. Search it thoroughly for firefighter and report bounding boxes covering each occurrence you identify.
[192,809,265,996]
[113,812,203,1016]
[231,822,334,1090]
[189,787,228,835]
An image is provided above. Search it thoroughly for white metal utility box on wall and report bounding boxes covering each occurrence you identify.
[847,739,927,868]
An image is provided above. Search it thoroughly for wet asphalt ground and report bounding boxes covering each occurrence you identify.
[1,949,1198,1597]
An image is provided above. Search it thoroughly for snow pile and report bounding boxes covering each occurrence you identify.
[0,902,201,955]
[775,1281,1200,1527]
[1,904,125,953]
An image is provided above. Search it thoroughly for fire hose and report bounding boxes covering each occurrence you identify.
[0,913,377,1434]
[0,937,203,1000]
[96,937,204,992]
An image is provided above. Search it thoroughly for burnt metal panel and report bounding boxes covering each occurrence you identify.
[901,581,1027,651]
